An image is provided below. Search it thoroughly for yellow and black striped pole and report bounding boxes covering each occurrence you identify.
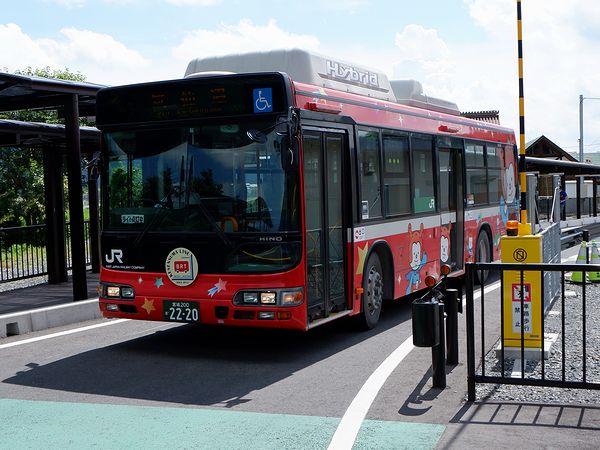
[517,0,527,224]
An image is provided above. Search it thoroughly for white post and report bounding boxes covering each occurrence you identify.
[579,94,584,162]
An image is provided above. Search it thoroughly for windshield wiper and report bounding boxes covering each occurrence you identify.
[185,155,234,249]
[133,197,172,246]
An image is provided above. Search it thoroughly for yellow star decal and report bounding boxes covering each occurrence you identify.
[141,297,155,315]
[356,243,369,275]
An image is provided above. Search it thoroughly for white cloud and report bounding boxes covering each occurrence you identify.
[1,3,598,152]
[0,24,55,70]
[172,19,320,62]
[464,0,513,38]
[394,24,450,62]
[348,1,599,152]
[55,28,147,66]
[458,0,600,151]
[0,24,151,85]
[391,24,455,86]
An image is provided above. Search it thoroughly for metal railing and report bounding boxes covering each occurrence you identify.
[541,223,561,312]
[466,261,600,401]
[0,224,46,282]
[0,221,91,283]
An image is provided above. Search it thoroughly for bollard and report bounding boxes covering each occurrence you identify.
[431,302,446,388]
[445,289,459,365]
[583,229,590,263]
[412,300,440,347]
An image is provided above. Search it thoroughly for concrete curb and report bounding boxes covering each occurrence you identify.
[0,299,102,338]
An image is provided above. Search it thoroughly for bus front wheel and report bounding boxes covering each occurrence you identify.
[475,231,491,284]
[360,253,383,330]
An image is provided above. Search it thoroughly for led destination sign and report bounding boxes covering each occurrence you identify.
[96,73,288,127]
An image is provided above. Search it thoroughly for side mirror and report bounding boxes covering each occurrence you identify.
[281,107,300,170]
[280,135,298,171]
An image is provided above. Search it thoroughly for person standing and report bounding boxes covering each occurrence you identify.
[560,188,568,220]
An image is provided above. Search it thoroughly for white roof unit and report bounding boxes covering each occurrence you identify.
[185,48,397,102]
[185,50,461,115]
[390,80,461,116]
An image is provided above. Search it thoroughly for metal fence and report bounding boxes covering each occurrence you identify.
[0,221,91,283]
[466,261,600,402]
[541,223,561,312]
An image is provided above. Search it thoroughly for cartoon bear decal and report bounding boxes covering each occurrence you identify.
[440,223,452,264]
[405,223,427,294]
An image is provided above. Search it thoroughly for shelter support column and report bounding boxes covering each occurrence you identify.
[88,163,100,273]
[43,146,67,284]
[593,177,598,218]
[576,176,582,219]
[65,94,88,300]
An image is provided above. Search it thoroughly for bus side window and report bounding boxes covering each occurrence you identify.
[466,142,488,206]
[486,144,502,204]
[382,133,410,216]
[358,130,382,219]
[411,135,436,213]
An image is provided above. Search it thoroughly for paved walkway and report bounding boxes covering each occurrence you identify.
[1,269,599,448]
[0,272,99,316]
[0,272,101,338]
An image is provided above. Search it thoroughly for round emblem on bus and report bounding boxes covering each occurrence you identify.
[165,247,198,287]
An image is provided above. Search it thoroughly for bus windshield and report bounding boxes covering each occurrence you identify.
[104,119,299,236]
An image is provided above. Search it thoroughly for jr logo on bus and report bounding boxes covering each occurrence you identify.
[165,247,198,287]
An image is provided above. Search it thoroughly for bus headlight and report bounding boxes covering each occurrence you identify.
[281,289,303,306]
[260,292,276,304]
[234,288,303,307]
[102,283,135,300]
[121,287,135,298]
[243,292,259,304]
[106,286,121,298]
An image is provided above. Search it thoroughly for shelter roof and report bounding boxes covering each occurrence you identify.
[525,156,600,176]
[0,119,100,153]
[0,72,105,116]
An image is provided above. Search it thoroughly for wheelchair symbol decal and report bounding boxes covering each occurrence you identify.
[253,88,273,113]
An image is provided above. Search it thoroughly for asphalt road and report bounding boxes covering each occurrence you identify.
[1,244,597,449]
[0,296,454,449]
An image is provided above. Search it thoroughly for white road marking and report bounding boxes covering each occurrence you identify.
[0,319,130,350]
[329,279,502,450]
[473,280,501,300]
[327,337,415,450]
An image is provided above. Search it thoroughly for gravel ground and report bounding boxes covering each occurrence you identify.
[0,275,49,293]
[475,281,600,404]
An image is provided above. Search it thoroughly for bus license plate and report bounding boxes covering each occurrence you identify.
[163,300,200,322]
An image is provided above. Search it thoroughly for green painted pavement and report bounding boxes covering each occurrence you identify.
[0,399,444,449]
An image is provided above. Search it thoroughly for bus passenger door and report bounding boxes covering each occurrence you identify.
[439,146,464,270]
[303,129,347,322]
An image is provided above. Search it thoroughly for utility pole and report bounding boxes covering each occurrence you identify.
[579,94,584,162]
[579,96,600,163]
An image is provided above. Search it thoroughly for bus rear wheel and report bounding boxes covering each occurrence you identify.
[475,231,491,284]
[360,253,383,330]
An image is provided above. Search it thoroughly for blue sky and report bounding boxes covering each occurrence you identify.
[2,0,600,154]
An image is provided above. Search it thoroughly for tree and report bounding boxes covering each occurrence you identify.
[0,66,89,228]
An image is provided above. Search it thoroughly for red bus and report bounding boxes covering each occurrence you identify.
[96,49,518,330]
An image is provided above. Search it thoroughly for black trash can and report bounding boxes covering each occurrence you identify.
[412,299,440,347]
